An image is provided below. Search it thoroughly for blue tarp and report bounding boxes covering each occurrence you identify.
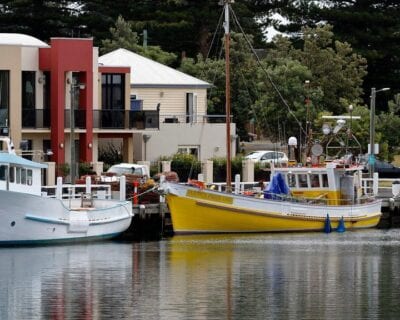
[263,172,290,200]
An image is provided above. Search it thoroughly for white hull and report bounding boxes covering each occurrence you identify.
[0,190,133,244]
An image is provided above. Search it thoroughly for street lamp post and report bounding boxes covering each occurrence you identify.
[369,87,390,177]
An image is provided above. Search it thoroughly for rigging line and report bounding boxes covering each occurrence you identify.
[207,41,225,103]
[229,6,307,138]
[205,8,225,61]
[230,32,268,133]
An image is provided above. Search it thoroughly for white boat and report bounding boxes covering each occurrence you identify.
[162,0,382,234]
[0,136,133,245]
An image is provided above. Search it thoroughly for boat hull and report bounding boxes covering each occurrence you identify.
[165,183,382,234]
[0,190,133,245]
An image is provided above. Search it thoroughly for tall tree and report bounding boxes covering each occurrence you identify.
[0,0,79,40]
[101,16,177,65]
[276,0,400,108]
[79,0,276,58]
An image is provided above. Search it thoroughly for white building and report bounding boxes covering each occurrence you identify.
[99,49,236,162]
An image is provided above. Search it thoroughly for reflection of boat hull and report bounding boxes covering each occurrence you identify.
[0,190,132,244]
[165,184,382,234]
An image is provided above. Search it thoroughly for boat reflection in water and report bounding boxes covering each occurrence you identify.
[1,230,400,319]
[166,231,400,319]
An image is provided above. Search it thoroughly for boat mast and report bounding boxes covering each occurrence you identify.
[223,0,232,192]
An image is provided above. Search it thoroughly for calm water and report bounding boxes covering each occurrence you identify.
[1,230,400,320]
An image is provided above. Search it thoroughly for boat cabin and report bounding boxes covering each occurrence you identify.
[272,162,363,205]
[0,137,47,196]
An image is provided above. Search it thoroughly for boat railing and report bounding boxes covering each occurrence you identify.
[41,176,128,201]
[361,172,379,196]
[261,192,376,206]
[42,183,112,200]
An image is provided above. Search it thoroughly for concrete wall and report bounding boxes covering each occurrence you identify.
[131,122,236,162]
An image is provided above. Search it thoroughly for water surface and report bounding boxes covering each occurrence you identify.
[1,229,399,319]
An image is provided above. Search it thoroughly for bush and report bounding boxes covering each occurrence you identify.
[79,162,95,176]
[212,156,244,182]
[170,153,201,182]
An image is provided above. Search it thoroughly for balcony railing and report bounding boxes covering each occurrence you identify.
[22,109,51,128]
[93,110,159,129]
[22,108,229,130]
[64,110,86,129]
[161,114,231,124]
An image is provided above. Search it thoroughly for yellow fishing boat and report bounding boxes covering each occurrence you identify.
[162,0,381,234]
[164,162,381,234]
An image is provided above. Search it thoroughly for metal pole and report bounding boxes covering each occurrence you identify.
[369,88,376,177]
[70,80,76,183]
[224,0,232,192]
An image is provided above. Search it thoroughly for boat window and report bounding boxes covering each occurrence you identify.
[298,174,308,188]
[287,173,296,188]
[0,165,6,181]
[9,166,15,183]
[21,168,26,184]
[310,174,320,188]
[322,174,329,187]
[16,167,21,184]
[27,169,32,185]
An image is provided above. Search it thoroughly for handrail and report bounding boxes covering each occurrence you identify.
[41,183,112,199]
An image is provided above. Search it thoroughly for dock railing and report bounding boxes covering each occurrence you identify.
[41,176,127,201]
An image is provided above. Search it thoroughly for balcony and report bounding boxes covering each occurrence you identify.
[22,109,51,128]
[64,110,86,129]
[22,108,228,130]
[93,110,159,129]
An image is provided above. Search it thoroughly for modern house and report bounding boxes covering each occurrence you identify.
[0,34,236,182]
[99,48,236,162]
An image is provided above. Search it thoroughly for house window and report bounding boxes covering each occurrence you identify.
[186,93,197,123]
[22,71,36,109]
[102,74,125,109]
[178,145,200,159]
[0,70,10,127]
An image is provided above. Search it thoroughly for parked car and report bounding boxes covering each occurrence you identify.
[245,150,288,165]
[101,163,150,182]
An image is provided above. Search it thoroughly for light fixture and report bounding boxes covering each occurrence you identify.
[288,136,297,146]
[38,76,45,84]
[143,134,151,142]
[88,143,92,149]
[349,104,353,112]
[59,143,64,149]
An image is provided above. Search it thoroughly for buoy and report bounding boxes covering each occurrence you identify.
[336,216,346,233]
[324,214,332,233]
[133,180,139,205]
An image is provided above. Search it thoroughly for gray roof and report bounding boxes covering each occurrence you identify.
[99,48,211,89]
[0,33,49,48]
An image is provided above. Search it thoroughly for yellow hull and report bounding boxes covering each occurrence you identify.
[166,194,381,234]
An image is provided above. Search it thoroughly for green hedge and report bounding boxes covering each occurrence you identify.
[170,153,201,182]
[157,154,270,183]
